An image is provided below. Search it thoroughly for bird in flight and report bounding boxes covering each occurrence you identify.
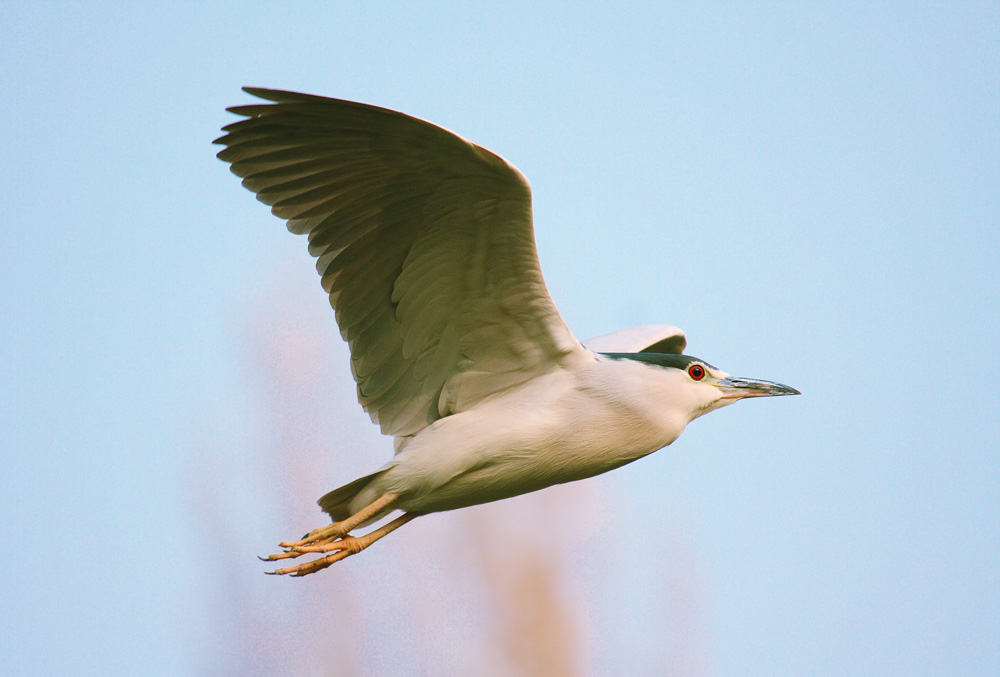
[215,88,799,576]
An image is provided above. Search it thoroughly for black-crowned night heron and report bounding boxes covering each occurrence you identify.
[215,88,800,577]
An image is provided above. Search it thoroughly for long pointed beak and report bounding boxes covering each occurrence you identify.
[717,376,801,399]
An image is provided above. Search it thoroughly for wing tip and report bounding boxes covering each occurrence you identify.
[240,86,332,104]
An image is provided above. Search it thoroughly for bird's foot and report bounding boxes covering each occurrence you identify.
[260,509,417,577]
[260,530,362,576]
[259,493,402,576]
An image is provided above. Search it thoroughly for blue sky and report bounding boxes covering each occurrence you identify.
[2,3,998,675]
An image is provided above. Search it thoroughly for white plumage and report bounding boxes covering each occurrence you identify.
[216,88,798,576]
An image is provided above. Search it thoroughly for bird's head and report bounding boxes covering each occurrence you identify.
[601,352,800,425]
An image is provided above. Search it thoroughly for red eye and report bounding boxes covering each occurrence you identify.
[688,364,705,381]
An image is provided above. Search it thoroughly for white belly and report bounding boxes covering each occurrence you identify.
[355,357,692,515]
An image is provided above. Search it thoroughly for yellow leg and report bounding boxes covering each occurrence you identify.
[278,493,399,548]
[265,512,418,577]
[259,493,414,576]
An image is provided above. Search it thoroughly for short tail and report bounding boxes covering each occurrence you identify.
[317,471,386,522]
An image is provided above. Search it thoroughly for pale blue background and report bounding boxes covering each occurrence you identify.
[2,3,998,675]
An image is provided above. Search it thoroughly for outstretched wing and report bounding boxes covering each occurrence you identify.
[216,88,586,437]
[582,325,687,354]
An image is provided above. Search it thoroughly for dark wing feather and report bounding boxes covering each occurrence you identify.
[216,88,585,437]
